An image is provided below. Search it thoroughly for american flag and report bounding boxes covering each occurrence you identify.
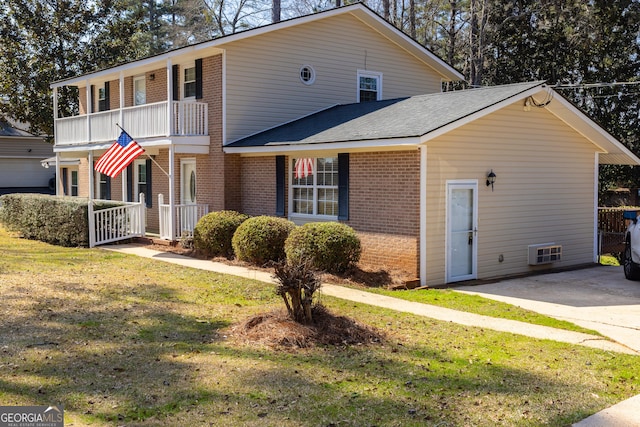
[94,131,145,178]
[294,158,314,179]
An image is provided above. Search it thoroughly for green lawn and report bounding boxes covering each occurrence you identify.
[0,227,638,426]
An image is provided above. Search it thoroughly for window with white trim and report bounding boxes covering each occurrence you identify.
[133,159,147,202]
[95,171,110,200]
[291,157,339,217]
[357,70,382,102]
[71,170,78,196]
[184,66,196,98]
[134,76,146,106]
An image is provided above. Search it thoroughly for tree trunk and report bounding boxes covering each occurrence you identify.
[409,0,416,39]
[382,0,390,21]
[272,0,281,23]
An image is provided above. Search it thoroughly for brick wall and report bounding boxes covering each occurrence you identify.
[145,69,167,104]
[196,55,227,211]
[108,79,120,109]
[345,150,420,276]
[240,157,278,216]
[238,151,420,277]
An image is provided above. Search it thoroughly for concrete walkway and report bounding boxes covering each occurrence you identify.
[103,244,640,426]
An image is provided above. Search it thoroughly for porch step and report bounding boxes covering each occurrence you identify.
[133,236,177,247]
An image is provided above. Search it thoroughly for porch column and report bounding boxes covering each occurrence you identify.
[85,81,91,142]
[55,154,61,196]
[53,87,60,196]
[88,151,95,248]
[167,58,173,136]
[169,144,176,240]
[594,153,599,263]
[119,71,127,201]
[420,145,428,287]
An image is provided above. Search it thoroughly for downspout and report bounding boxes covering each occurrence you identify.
[420,145,428,287]
[222,49,227,146]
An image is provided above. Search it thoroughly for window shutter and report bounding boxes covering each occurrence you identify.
[338,153,349,221]
[275,155,285,217]
[172,64,179,101]
[104,81,110,110]
[145,159,153,208]
[90,85,95,113]
[105,176,112,200]
[126,164,133,202]
[195,58,203,99]
[62,168,68,196]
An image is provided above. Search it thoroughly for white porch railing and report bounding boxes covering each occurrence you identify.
[158,194,209,240]
[88,195,146,247]
[55,101,208,146]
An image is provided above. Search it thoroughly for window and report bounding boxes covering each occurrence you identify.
[184,66,196,98]
[98,82,109,111]
[358,70,382,102]
[71,170,78,196]
[134,76,146,106]
[95,172,110,200]
[291,157,339,217]
[133,159,147,202]
[299,65,316,85]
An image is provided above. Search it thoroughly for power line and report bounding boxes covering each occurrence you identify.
[554,81,640,89]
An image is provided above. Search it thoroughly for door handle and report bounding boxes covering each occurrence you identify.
[468,233,473,245]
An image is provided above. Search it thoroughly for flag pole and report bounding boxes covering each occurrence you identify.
[116,123,170,178]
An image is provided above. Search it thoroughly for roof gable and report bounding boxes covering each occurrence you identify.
[52,3,462,88]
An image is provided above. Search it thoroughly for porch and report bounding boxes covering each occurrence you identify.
[88,193,208,247]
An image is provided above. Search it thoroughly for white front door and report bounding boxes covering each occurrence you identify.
[446,181,478,283]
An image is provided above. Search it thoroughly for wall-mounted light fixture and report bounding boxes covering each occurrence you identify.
[149,73,155,81]
[486,169,496,191]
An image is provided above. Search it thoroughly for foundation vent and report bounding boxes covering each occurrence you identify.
[528,243,562,265]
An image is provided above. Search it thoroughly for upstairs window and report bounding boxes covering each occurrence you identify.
[358,70,382,102]
[184,66,196,98]
[134,76,146,106]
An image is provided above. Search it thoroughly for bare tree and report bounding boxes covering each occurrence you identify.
[272,0,281,22]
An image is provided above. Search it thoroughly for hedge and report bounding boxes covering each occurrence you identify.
[0,194,122,247]
[232,216,295,265]
[193,210,249,258]
[284,222,361,274]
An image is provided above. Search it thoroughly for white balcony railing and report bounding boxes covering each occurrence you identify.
[54,101,208,146]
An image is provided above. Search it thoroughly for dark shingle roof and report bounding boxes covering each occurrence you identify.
[0,120,36,138]
[227,81,546,148]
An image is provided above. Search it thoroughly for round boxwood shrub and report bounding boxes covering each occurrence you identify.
[285,222,361,274]
[232,216,296,265]
[193,210,249,258]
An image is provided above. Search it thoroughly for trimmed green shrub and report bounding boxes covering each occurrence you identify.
[232,216,295,265]
[0,194,122,247]
[285,222,361,274]
[193,210,249,258]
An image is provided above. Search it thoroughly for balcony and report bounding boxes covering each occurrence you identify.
[55,101,208,147]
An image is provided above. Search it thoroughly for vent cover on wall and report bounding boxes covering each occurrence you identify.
[528,243,562,265]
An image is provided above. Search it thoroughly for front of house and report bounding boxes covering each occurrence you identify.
[51,4,640,286]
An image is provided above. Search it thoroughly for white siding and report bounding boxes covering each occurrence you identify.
[424,103,596,285]
[224,13,444,143]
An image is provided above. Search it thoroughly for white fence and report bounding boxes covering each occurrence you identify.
[88,195,146,247]
[158,194,209,240]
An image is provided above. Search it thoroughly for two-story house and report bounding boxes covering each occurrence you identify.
[51,3,640,286]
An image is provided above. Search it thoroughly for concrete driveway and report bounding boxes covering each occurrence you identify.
[454,265,640,354]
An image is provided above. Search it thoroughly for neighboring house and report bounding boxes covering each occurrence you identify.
[50,3,640,286]
[0,120,54,195]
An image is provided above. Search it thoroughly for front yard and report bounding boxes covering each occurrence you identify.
[0,226,638,426]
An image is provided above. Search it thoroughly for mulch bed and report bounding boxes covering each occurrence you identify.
[226,305,386,348]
